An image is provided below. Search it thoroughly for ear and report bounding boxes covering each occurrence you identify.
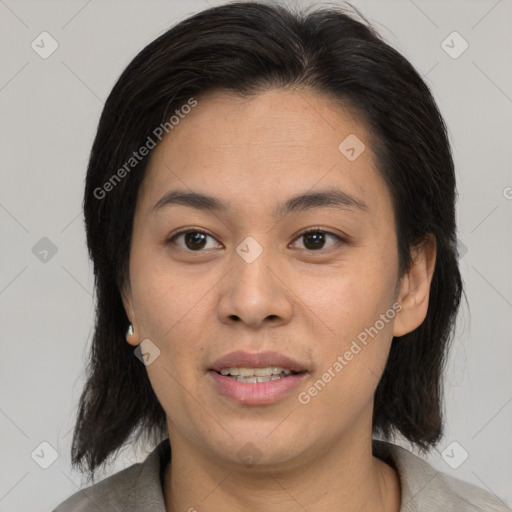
[393,234,437,337]
[120,279,140,347]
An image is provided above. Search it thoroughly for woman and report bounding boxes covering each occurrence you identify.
[53,2,510,511]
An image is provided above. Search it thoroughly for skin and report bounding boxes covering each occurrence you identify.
[122,88,436,512]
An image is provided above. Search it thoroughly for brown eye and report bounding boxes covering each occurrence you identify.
[169,230,222,251]
[292,229,343,251]
[303,231,326,250]
[184,232,207,250]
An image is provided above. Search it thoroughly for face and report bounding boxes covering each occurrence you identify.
[122,88,433,470]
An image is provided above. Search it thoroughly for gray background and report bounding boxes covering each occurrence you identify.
[1,0,511,510]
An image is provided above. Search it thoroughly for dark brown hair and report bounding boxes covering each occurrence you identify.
[74,1,464,475]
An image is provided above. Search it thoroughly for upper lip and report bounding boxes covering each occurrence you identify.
[209,350,308,373]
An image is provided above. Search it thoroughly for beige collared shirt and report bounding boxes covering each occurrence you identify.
[53,439,511,511]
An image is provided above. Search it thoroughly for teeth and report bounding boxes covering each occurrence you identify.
[231,374,287,383]
[254,368,273,377]
[219,367,293,377]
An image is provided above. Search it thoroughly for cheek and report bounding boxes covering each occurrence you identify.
[294,250,397,344]
[135,269,214,415]
[129,239,214,338]
[130,260,219,396]
[292,249,397,406]
[296,281,396,430]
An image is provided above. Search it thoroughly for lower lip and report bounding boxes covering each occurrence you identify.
[208,371,308,405]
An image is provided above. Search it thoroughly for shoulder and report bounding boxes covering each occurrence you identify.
[373,441,511,512]
[52,440,170,512]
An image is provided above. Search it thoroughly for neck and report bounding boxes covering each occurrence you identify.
[163,427,401,512]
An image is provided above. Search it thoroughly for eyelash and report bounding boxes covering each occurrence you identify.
[167,227,346,252]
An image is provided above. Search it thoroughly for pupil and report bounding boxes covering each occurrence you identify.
[304,231,325,250]
[185,232,207,250]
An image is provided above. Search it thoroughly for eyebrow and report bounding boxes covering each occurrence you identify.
[152,187,368,217]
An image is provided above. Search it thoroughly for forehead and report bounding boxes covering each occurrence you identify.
[137,88,392,222]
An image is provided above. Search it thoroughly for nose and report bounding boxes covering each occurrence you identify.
[216,241,294,329]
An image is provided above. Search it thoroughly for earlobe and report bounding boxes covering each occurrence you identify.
[393,235,436,338]
[121,281,139,346]
[125,323,139,346]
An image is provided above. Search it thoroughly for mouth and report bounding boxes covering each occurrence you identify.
[207,351,309,405]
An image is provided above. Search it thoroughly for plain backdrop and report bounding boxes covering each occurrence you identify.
[1,0,511,510]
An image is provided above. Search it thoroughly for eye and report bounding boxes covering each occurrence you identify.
[168,228,222,251]
[167,227,345,252]
[291,229,344,251]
